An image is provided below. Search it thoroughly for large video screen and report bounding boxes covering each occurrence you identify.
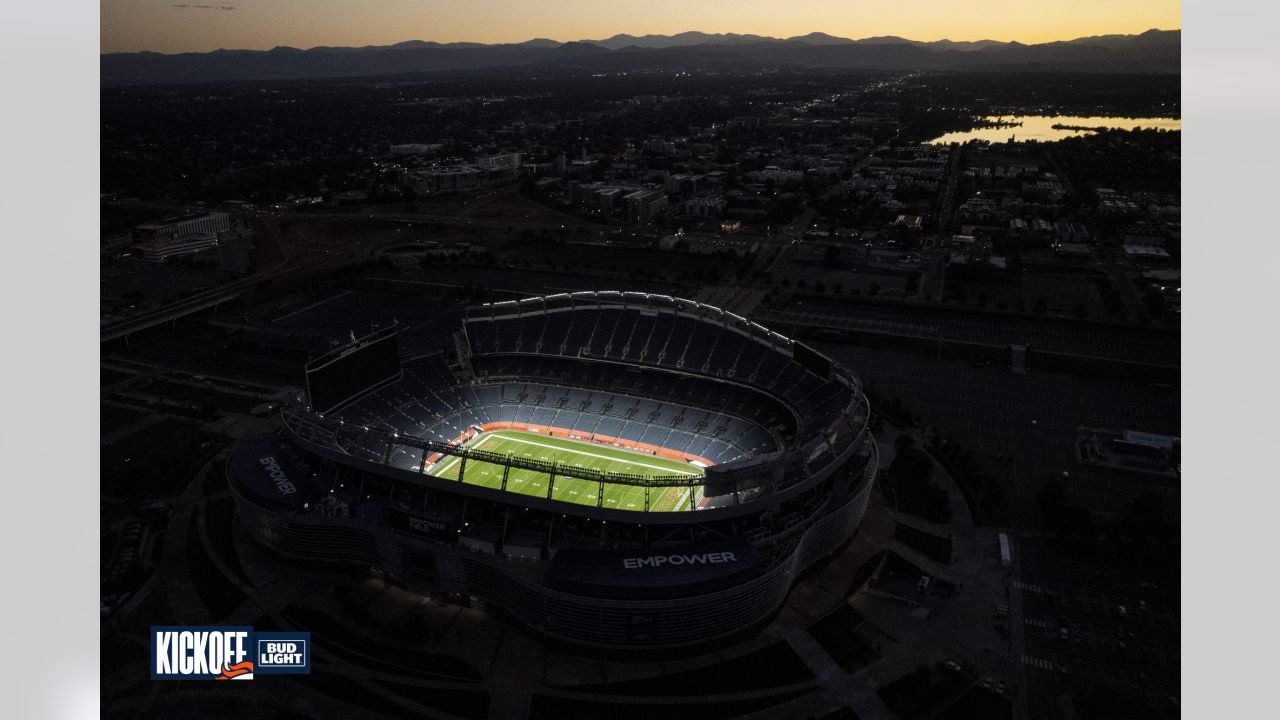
[305,331,401,413]
[792,341,833,380]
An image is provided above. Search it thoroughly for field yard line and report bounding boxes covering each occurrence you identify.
[492,432,701,476]
[673,486,692,511]
[433,432,495,478]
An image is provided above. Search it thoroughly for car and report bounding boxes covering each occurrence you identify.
[943,660,962,673]
[982,677,994,690]
[996,681,1007,695]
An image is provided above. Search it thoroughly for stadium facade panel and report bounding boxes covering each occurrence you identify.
[229,293,879,648]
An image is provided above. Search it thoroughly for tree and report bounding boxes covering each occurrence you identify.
[1038,477,1066,529]
[905,271,921,295]
[1125,492,1167,539]
[895,433,917,454]
[1033,297,1048,315]
[823,244,842,268]
[198,397,217,418]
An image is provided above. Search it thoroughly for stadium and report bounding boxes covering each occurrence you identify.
[228,291,878,649]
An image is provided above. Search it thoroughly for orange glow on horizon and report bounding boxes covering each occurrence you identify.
[101,1,1180,55]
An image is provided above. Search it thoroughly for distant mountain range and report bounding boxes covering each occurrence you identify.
[581,31,1011,51]
[101,29,1180,84]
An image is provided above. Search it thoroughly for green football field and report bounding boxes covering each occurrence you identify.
[426,429,702,512]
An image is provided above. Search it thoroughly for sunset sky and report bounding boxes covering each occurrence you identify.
[101,0,1181,54]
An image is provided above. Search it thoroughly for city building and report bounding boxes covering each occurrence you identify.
[476,152,522,170]
[623,188,669,224]
[685,196,726,219]
[685,234,760,257]
[132,212,230,263]
[403,166,484,194]
[390,143,443,156]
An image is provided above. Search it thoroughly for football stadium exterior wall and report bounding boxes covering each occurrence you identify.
[230,442,876,649]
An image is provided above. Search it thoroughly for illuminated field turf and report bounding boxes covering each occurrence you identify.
[427,430,703,512]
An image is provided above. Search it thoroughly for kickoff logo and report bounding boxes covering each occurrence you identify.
[150,626,311,680]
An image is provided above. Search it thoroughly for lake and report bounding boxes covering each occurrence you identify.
[926,115,1181,145]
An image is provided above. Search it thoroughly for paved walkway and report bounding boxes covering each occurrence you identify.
[785,628,895,720]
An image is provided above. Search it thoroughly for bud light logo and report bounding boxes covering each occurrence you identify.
[150,626,311,680]
[256,633,310,673]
